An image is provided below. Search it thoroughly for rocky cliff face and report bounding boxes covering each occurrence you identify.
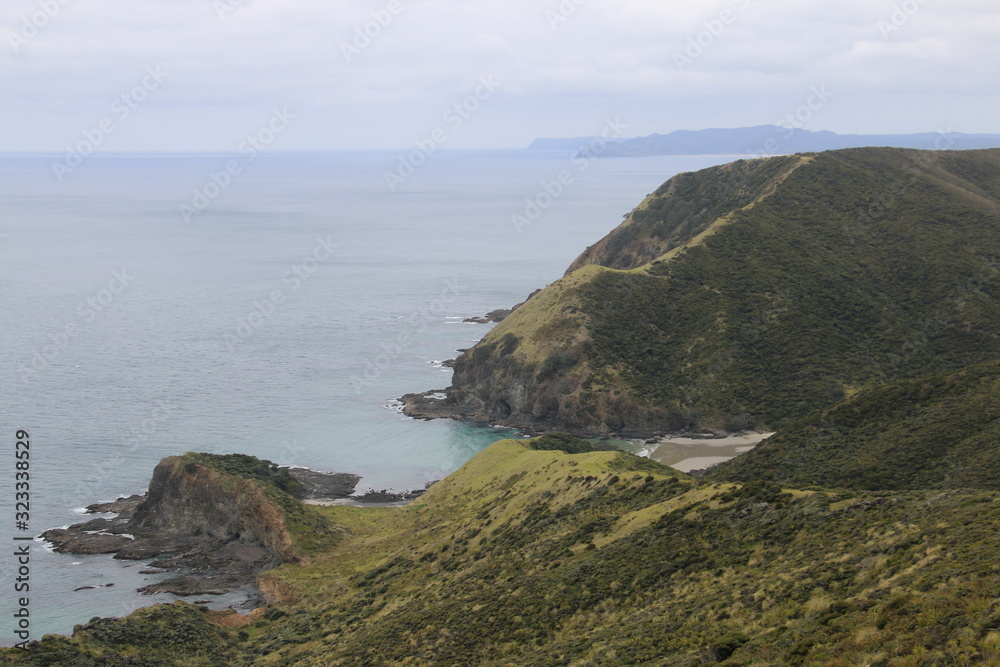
[128,456,299,566]
[411,148,1000,435]
[44,454,340,598]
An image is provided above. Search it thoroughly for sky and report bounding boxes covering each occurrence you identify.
[1,0,998,152]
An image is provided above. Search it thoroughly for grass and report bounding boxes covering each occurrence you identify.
[7,438,1000,666]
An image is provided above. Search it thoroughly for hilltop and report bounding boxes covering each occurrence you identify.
[415,148,1000,435]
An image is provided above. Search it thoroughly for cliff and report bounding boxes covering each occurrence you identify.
[128,455,302,566]
[418,148,1000,435]
[42,453,341,598]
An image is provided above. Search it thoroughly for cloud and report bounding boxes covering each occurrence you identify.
[0,0,996,150]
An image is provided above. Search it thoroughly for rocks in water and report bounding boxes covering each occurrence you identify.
[72,584,115,592]
[464,308,513,324]
[398,390,460,421]
[285,468,360,500]
[86,495,145,515]
[73,516,133,535]
[462,293,539,325]
[41,529,133,555]
[138,576,230,597]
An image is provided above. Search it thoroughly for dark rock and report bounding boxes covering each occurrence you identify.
[74,586,96,592]
[139,569,169,575]
[86,495,146,516]
[463,308,513,324]
[42,529,133,555]
[114,535,203,560]
[139,576,230,597]
[398,390,459,421]
[285,468,360,500]
[74,517,133,535]
[441,359,457,368]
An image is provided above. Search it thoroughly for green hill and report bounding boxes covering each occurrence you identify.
[6,439,1000,665]
[438,148,1000,434]
[709,359,1000,491]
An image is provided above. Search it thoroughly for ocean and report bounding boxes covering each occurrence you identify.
[0,149,737,643]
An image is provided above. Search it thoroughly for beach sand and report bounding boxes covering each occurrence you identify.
[647,432,774,473]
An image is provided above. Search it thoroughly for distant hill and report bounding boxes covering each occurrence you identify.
[709,359,1000,490]
[528,125,1000,157]
[421,147,1000,435]
[527,136,628,151]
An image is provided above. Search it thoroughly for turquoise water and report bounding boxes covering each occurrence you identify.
[0,150,736,643]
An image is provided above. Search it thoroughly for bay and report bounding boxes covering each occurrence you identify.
[0,149,737,642]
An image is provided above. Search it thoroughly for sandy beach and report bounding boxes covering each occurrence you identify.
[647,432,775,473]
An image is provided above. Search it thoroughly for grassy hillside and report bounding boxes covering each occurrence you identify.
[446,148,1000,433]
[709,359,1000,491]
[7,438,1000,665]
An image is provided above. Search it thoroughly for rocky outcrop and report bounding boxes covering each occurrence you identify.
[43,455,345,599]
[287,468,359,499]
[128,457,298,565]
[464,308,513,324]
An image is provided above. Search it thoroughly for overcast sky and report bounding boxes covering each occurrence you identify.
[1,0,997,151]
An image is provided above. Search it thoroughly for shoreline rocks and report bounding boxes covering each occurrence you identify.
[42,461,431,604]
[284,468,360,500]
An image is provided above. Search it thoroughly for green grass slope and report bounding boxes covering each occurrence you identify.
[709,359,1000,491]
[7,438,1000,666]
[449,148,1000,433]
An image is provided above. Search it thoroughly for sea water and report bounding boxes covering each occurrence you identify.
[0,149,736,643]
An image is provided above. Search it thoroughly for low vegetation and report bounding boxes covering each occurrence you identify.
[710,359,1000,490]
[5,439,999,665]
